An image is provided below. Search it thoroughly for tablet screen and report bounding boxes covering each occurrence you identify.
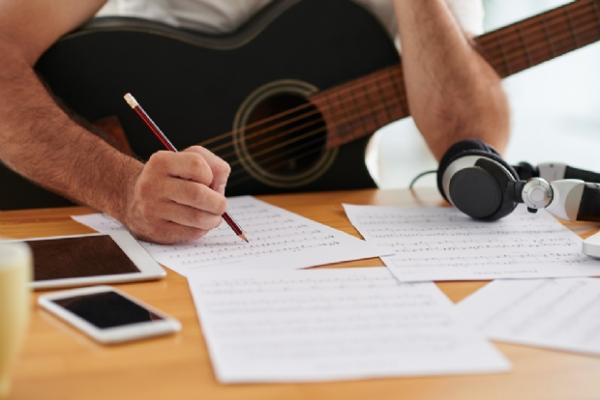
[28,235,140,281]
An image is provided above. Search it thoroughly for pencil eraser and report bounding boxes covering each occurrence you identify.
[123,93,138,108]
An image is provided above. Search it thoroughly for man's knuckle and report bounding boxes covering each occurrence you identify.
[203,167,214,184]
[191,185,208,204]
[189,154,204,170]
[189,155,212,183]
[218,161,231,176]
[149,151,168,168]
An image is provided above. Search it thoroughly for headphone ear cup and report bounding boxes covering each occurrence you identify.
[437,140,520,220]
[449,164,504,219]
[451,157,519,220]
[437,139,516,201]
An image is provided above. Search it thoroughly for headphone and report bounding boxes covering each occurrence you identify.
[437,139,600,222]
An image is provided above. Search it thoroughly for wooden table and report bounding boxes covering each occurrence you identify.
[2,188,600,400]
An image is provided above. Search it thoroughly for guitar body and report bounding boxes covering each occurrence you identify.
[1,0,399,209]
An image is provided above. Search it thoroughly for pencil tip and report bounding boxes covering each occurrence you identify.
[239,233,249,243]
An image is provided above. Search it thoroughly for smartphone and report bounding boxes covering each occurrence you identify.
[38,286,181,344]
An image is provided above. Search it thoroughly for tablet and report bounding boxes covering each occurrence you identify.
[5,231,165,289]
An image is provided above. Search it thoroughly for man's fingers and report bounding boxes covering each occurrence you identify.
[163,178,227,215]
[128,148,230,244]
[147,150,213,185]
[184,146,231,194]
[159,201,223,230]
[147,221,209,244]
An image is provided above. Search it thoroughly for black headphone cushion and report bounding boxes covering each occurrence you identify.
[436,139,518,202]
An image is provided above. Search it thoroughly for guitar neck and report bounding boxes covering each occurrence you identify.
[479,0,600,77]
[316,0,600,148]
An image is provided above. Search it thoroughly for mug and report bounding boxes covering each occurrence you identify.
[0,242,32,398]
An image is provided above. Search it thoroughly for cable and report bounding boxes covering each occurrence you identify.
[408,169,437,190]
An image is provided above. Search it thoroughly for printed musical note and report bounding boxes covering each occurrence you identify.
[343,204,600,281]
[73,196,388,276]
[458,278,600,356]
[188,267,509,383]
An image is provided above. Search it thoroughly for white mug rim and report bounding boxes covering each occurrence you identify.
[0,242,31,270]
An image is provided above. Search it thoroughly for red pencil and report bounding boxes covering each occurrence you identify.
[124,92,248,243]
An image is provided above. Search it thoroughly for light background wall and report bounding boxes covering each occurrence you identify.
[370,0,600,189]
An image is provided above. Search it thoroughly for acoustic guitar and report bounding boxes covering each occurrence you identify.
[2,0,600,208]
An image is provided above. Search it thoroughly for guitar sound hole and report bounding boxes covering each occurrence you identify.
[244,93,326,176]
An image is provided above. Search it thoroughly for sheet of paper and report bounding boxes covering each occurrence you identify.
[72,196,387,276]
[187,267,509,383]
[458,278,600,356]
[343,204,600,282]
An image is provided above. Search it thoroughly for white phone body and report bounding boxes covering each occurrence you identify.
[38,285,181,344]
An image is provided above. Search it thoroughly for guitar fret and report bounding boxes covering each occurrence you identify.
[540,18,559,58]
[388,68,406,118]
[563,7,579,48]
[515,25,533,68]
[374,77,392,123]
[593,0,600,25]
[496,40,511,76]
[308,0,600,151]
[361,83,381,131]
[337,90,357,138]
[348,85,370,138]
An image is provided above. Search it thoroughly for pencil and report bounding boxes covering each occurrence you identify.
[123,92,248,243]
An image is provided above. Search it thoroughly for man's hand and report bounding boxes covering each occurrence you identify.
[123,146,231,244]
[0,1,233,244]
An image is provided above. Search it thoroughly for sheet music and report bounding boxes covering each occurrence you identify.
[188,267,509,383]
[343,204,600,282]
[72,196,387,276]
[458,278,600,356]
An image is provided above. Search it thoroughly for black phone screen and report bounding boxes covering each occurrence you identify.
[51,291,164,329]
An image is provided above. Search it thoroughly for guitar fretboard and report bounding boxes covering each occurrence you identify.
[315,0,600,149]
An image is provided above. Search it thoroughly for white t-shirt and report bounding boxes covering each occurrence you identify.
[97,0,485,39]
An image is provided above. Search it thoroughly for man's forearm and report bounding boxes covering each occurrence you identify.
[0,39,142,219]
[394,0,509,158]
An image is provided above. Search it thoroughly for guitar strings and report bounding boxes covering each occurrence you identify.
[479,5,599,72]
[476,0,597,50]
[193,1,597,152]
[224,19,600,187]
[200,66,402,151]
[229,30,580,186]
[198,5,599,163]
[225,34,600,186]
[196,8,596,158]
[222,89,401,173]
[216,16,600,169]
[128,3,597,192]
[212,72,404,162]
[226,132,341,188]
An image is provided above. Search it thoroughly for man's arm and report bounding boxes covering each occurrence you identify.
[0,0,230,244]
[393,0,510,159]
